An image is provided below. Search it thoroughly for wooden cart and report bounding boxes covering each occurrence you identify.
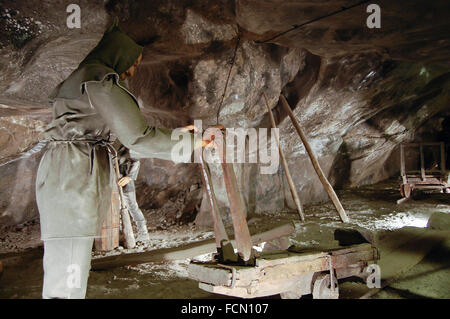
[187,103,362,299]
[398,142,449,203]
[188,243,378,299]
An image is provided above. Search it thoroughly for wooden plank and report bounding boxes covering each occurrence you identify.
[256,251,328,267]
[279,95,349,223]
[263,93,305,221]
[188,263,232,286]
[199,273,314,298]
[196,150,229,247]
[405,176,442,181]
[332,250,374,269]
[329,243,373,256]
[414,185,446,189]
[220,145,253,261]
[404,171,443,175]
[92,222,295,270]
[261,258,328,281]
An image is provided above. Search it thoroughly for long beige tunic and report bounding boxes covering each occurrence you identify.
[36,73,193,240]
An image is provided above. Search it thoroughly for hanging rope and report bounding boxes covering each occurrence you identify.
[214,1,371,123]
[256,0,371,44]
[216,33,241,125]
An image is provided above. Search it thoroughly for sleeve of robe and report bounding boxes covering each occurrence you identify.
[84,76,196,162]
[127,159,141,180]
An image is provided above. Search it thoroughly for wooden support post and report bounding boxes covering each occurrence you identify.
[113,157,136,249]
[400,144,407,184]
[195,150,230,248]
[440,142,446,174]
[279,95,349,223]
[219,138,254,261]
[91,222,295,270]
[263,93,305,222]
[420,143,425,181]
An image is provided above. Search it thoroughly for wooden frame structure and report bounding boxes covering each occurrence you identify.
[187,94,374,299]
[196,136,256,264]
[398,142,449,203]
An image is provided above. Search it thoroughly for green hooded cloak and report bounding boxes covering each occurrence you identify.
[49,18,142,101]
[37,19,194,240]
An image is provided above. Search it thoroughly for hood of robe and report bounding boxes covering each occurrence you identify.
[49,18,143,101]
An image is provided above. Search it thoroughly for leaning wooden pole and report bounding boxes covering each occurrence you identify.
[219,138,254,261]
[195,149,230,248]
[279,95,349,223]
[263,93,305,222]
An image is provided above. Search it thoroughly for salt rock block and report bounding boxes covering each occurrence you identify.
[427,212,450,231]
[334,227,377,246]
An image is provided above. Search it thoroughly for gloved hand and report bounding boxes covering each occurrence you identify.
[118,176,132,187]
[182,124,225,149]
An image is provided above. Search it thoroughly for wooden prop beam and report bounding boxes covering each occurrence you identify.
[279,95,349,223]
[400,144,407,184]
[195,150,230,248]
[420,144,425,181]
[263,93,305,222]
[218,137,254,261]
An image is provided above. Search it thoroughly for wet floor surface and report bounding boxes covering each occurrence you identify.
[0,179,449,299]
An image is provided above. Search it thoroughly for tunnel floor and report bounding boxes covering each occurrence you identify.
[0,179,449,299]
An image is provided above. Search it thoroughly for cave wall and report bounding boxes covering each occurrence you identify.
[0,0,449,227]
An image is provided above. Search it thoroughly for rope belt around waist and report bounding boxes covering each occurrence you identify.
[48,139,117,174]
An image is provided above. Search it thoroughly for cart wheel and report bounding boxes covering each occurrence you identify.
[400,184,411,198]
[312,273,339,299]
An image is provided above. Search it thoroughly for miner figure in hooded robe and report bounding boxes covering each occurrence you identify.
[36,19,204,299]
[116,146,150,244]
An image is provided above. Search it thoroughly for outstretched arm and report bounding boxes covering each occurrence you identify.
[84,76,194,162]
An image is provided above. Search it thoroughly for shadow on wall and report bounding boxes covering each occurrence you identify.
[327,141,351,190]
[257,51,321,130]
